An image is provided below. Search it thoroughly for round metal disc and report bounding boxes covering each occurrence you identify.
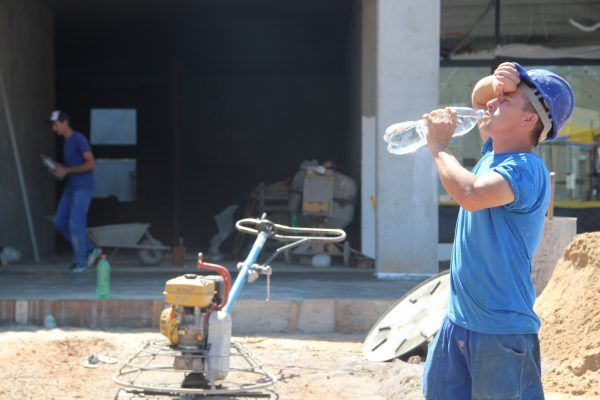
[363,270,450,362]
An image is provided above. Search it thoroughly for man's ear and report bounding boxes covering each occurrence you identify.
[522,112,539,127]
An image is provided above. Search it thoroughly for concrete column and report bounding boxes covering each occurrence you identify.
[360,0,377,259]
[364,0,440,278]
[0,0,55,259]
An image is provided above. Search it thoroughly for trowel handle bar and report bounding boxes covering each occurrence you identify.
[235,218,346,243]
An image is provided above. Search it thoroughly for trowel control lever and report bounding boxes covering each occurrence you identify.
[246,263,272,283]
[243,262,272,302]
[236,217,346,243]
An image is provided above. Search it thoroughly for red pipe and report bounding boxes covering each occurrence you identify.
[197,253,231,310]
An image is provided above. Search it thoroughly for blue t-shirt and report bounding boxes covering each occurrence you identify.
[447,138,550,334]
[63,131,95,190]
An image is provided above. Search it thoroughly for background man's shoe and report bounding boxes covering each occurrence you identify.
[64,264,78,272]
[87,248,102,267]
[71,265,89,273]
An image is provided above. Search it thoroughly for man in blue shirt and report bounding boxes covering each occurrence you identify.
[49,110,101,273]
[421,63,574,399]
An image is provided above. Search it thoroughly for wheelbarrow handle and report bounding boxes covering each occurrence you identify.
[235,217,346,243]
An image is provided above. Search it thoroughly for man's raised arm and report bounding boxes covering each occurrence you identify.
[471,62,521,142]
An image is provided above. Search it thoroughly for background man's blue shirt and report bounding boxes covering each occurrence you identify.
[63,131,95,191]
[447,138,550,334]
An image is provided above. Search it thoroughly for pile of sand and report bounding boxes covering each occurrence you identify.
[535,232,600,397]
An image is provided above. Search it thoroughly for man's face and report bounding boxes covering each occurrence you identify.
[479,86,536,139]
[52,120,68,136]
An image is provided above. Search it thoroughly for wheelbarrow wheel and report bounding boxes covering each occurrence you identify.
[137,238,164,266]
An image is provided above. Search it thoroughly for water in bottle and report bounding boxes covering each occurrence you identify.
[96,255,111,299]
[384,107,484,155]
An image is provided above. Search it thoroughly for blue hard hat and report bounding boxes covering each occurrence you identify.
[514,64,575,141]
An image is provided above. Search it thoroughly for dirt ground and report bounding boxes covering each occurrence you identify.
[0,326,420,400]
[0,326,595,400]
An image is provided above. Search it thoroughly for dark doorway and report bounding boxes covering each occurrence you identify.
[53,0,357,253]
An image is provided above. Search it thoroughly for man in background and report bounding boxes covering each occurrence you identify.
[49,110,100,272]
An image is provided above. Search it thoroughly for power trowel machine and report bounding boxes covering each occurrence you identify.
[114,215,345,398]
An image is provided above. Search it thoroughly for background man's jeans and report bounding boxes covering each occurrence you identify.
[54,188,93,267]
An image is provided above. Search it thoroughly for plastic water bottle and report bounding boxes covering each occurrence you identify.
[96,255,111,299]
[0,246,21,265]
[43,314,57,329]
[384,107,484,155]
[41,154,56,171]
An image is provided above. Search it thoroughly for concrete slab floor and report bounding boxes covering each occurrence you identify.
[0,256,425,301]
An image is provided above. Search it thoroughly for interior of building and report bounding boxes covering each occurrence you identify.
[1,0,598,259]
[49,0,361,252]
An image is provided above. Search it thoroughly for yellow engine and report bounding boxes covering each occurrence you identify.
[164,274,216,308]
[160,274,216,348]
[159,272,230,377]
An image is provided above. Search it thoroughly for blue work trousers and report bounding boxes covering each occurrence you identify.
[54,188,93,267]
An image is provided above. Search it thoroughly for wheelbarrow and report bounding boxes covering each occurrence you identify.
[87,223,169,266]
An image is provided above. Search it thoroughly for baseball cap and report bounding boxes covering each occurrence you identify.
[48,110,71,123]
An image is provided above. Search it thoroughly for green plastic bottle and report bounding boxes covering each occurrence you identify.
[290,213,300,228]
[96,255,111,299]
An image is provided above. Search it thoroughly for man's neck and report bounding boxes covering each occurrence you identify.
[491,133,534,154]
[63,128,74,138]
